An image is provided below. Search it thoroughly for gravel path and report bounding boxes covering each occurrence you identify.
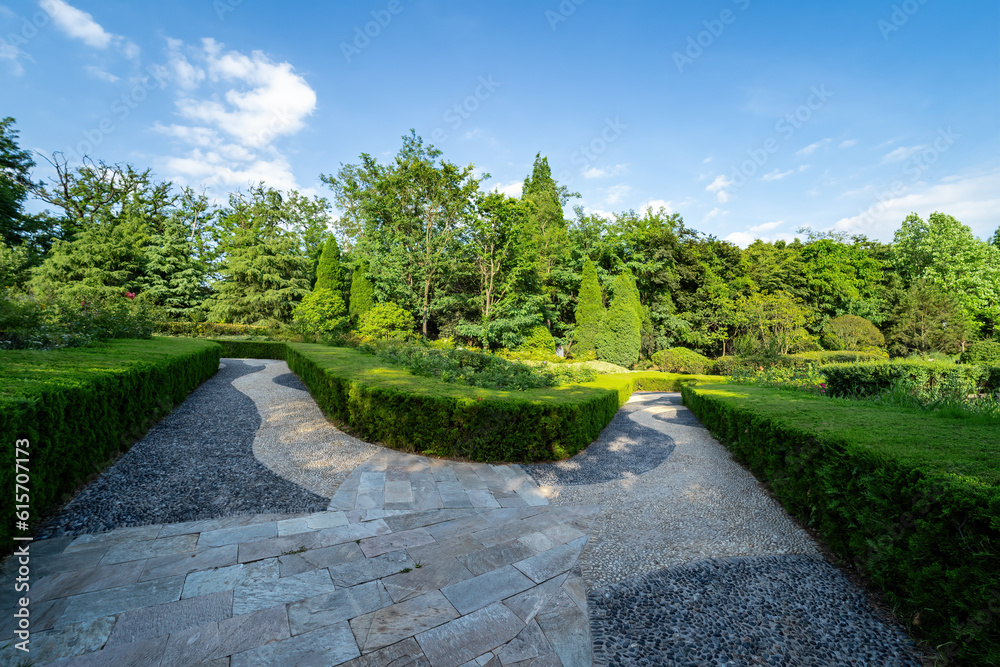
[37,360,329,538]
[589,555,924,666]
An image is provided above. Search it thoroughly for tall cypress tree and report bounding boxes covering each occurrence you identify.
[574,258,604,354]
[596,272,642,368]
[349,263,375,320]
[314,236,346,296]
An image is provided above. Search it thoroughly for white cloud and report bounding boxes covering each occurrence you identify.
[750,220,782,232]
[839,139,857,148]
[799,164,810,172]
[702,157,712,164]
[0,38,27,75]
[492,180,522,198]
[639,199,673,215]
[881,145,927,163]
[154,38,317,194]
[762,168,793,181]
[40,0,111,48]
[724,231,756,246]
[84,65,119,82]
[832,169,1000,241]
[605,184,632,205]
[724,226,797,248]
[796,138,832,156]
[38,0,138,58]
[584,164,628,179]
[703,207,727,222]
[705,175,732,203]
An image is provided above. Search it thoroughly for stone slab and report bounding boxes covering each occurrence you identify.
[140,545,239,582]
[183,559,279,599]
[360,528,434,558]
[288,581,393,636]
[11,616,115,664]
[440,566,534,615]
[340,637,430,666]
[457,540,535,577]
[276,511,349,536]
[330,550,413,588]
[349,590,459,654]
[381,557,475,604]
[161,605,290,665]
[47,635,168,667]
[232,569,336,616]
[198,522,278,549]
[231,621,360,666]
[31,560,145,602]
[535,589,591,667]
[58,575,185,627]
[415,602,524,667]
[107,590,234,647]
[512,538,585,585]
[384,480,414,505]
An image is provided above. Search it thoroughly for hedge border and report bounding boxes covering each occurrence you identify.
[681,383,999,664]
[1,338,221,552]
[212,340,719,462]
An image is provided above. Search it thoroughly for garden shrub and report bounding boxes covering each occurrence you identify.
[357,302,414,341]
[651,347,712,374]
[155,321,272,338]
[960,340,1000,365]
[518,325,556,354]
[596,272,641,368]
[293,288,348,335]
[682,383,1000,664]
[574,258,604,355]
[211,339,288,360]
[823,360,992,399]
[821,314,885,351]
[349,264,375,320]
[0,338,220,551]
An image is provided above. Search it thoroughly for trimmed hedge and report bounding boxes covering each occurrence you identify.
[0,338,221,552]
[961,340,1000,365]
[155,321,272,337]
[210,339,288,360]
[682,383,999,663]
[712,350,889,376]
[651,347,713,374]
[223,340,720,462]
[823,360,1000,398]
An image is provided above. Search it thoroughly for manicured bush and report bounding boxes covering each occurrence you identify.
[518,324,556,354]
[155,321,272,338]
[349,264,375,320]
[0,338,221,551]
[682,383,1000,664]
[821,314,885,351]
[651,347,712,374]
[823,361,994,399]
[358,302,414,341]
[292,288,348,335]
[961,340,1000,365]
[574,258,604,355]
[596,272,641,368]
[229,341,720,462]
[211,339,288,360]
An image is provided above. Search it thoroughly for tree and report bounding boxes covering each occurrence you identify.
[324,132,479,337]
[821,315,884,351]
[349,263,375,320]
[293,288,347,334]
[205,187,310,324]
[733,291,812,356]
[596,272,641,367]
[29,220,149,301]
[892,212,1000,334]
[0,241,31,289]
[990,226,1000,249]
[315,236,347,297]
[358,302,414,340]
[886,280,972,356]
[573,258,604,355]
[0,117,37,247]
[138,219,208,319]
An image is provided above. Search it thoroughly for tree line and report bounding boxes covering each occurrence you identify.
[3,118,999,359]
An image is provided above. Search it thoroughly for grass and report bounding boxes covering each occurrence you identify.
[691,383,999,485]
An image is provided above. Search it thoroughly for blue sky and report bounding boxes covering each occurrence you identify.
[2,0,998,244]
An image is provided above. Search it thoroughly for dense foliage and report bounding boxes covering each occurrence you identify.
[2,119,997,361]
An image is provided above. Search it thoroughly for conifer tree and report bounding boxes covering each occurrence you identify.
[139,220,208,319]
[574,258,604,354]
[349,263,375,320]
[314,236,346,297]
[596,272,642,367]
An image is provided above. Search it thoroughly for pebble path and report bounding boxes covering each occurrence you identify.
[7,360,929,665]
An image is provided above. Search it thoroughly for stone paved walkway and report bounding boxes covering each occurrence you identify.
[1,360,927,666]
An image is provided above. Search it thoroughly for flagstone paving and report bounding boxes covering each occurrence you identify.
[1,360,929,666]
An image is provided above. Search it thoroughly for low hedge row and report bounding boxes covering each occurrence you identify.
[0,338,221,552]
[682,383,999,663]
[712,350,889,376]
[155,321,272,337]
[823,360,1000,398]
[219,341,719,462]
[211,339,288,360]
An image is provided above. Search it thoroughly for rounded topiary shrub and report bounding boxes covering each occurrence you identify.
[651,347,712,374]
[357,302,414,341]
[959,340,1000,365]
[518,324,556,354]
[293,288,347,334]
[596,273,641,368]
[821,314,885,351]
